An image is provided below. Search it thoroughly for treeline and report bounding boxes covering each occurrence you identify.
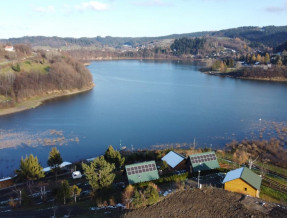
[225,66,287,80]
[170,37,206,56]
[0,50,93,108]
[68,47,172,60]
[227,138,287,168]
[212,26,287,47]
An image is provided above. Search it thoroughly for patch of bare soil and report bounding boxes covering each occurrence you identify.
[124,188,287,218]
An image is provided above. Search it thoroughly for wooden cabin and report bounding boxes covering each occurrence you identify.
[222,167,262,198]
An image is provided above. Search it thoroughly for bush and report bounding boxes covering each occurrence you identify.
[156,172,188,184]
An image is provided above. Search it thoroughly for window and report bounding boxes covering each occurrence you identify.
[244,188,247,191]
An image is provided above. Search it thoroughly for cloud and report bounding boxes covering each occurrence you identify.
[34,6,55,13]
[266,1,287,13]
[133,0,172,7]
[75,1,109,11]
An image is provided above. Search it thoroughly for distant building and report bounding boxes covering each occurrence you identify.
[161,151,186,170]
[222,167,262,198]
[0,177,14,189]
[125,161,159,184]
[4,45,14,52]
[188,151,220,173]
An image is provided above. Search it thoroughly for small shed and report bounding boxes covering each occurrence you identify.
[222,167,262,198]
[125,161,159,184]
[188,151,219,173]
[161,151,186,170]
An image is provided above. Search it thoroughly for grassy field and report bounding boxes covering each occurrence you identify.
[260,185,287,204]
[0,59,50,75]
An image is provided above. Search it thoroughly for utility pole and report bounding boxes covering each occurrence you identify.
[198,170,201,188]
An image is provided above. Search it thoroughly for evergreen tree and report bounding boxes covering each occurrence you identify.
[70,185,81,203]
[104,145,125,169]
[144,183,159,205]
[82,156,115,192]
[47,147,63,180]
[16,154,44,183]
[57,180,70,205]
[132,189,146,208]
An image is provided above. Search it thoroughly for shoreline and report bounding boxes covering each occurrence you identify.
[0,84,94,117]
[80,56,205,65]
[202,71,287,82]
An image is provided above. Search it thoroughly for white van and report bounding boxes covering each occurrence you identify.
[72,171,82,179]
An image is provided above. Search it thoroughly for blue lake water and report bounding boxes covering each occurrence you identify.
[1,60,287,177]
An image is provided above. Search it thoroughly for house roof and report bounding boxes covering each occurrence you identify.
[43,161,72,172]
[222,167,262,190]
[0,177,12,182]
[189,151,219,172]
[125,161,159,184]
[161,151,185,168]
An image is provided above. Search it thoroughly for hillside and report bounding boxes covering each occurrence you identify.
[1,25,287,49]
[125,188,287,218]
[0,48,93,113]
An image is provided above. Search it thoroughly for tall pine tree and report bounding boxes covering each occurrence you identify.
[16,154,44,182]
[47,147,63,180]
[82,156,115,192]
[104,145,125,169]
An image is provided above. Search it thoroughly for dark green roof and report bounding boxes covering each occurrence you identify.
[241,167,262,190]
[189,151,219,172]
[125,161,159,184]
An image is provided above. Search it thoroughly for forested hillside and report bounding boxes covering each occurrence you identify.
[1,25,287,49]
[0,47,93,109]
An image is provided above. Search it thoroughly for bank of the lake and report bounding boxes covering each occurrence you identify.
[201,66,287,82]
[0,84,94,117]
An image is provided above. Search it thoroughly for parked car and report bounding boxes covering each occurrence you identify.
[72,171,82,179]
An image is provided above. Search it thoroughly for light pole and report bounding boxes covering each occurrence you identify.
[198,170,201,188]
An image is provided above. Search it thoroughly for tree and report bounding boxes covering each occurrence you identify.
[47,147,63,180]
[160,161,169,172]
[104,145,125,169]
[122,185,134,209]
[256,54,261,62]
[265,53,270,64]
[144,183,159,205]
[70,185,81,203]
[219,61,226,72]
[233,149,248,167]
[57,180,70,205]
[277,57,283,66]
[132,189,146,208]
[82,156,115,192]
[15,154,44,183]
[251,54,256,64]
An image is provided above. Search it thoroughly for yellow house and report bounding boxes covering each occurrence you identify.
[222,167,262,198]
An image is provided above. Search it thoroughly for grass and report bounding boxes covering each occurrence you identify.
[0,59,50,75]
[261,185,287,204]
[255,162,287,177]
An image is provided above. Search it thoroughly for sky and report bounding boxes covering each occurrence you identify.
[0,0,287,38]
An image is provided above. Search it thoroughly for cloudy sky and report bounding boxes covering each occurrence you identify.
[0,0,286,38]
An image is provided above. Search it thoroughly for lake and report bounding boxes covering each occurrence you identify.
[1,60,287,177]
